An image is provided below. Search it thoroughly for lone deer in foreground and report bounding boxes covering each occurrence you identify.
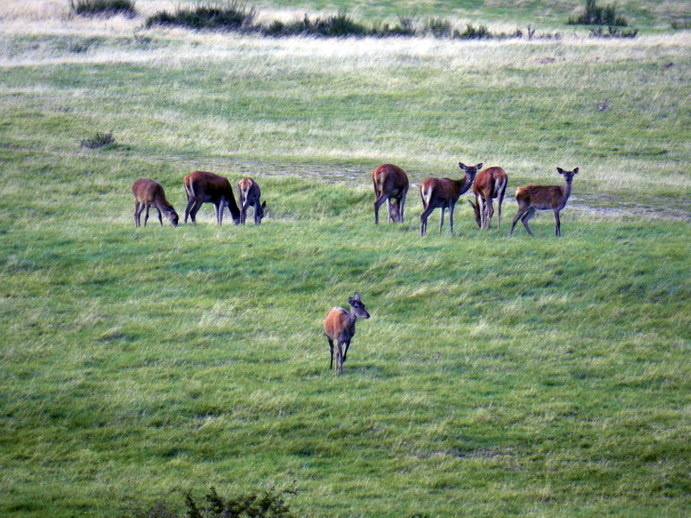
[324,292,370,375]
[468,166,508,230]
[510,167,579,237]
[372,164,409,224]
[237,177,266,225]
[132,178,179,227]
[183,171,241,225]
[419,162,481,236]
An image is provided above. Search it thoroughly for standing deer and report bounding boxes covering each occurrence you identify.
[323,292,370,375]
[419,162,481,236]
[132,178,179,227]
[468,166,508,230]
[372,164,409,224]
[183,171,241,225]
[237,177,266,225]
[510,167,579,237]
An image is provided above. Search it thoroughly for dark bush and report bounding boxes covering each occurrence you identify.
[69,0,136,17]
[568,0,629,27]
[80,131,116,149]
[145,2,256,31]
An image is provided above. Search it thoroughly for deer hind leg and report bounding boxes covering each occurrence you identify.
[336,342,344,375]
[399,190,407,223]
[343,340,351,363]
[486,198,495,229]
[185,198,200,223]
[327,337,334,370]
[373,192,388,224]
[420,205,434,236]
[497,191,505,229]
[134,202,143,227]
[510,206,529,235]
[521,207,537,236]
[143,204,151,226]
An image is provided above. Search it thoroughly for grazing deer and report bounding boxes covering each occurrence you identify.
[468,166,508,230]
[419,162,481,236]
[324,292,370,375]
[510,167,579,237]
[372,164,409,224]
[237,177,266,225]
[132,178,179,228]
[183,171,241,225]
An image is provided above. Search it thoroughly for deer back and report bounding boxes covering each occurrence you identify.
[184,171,234,203]
[372,164,409,197]
[473,167,508,199]
[237,177,260,203]
[324,307,355,342]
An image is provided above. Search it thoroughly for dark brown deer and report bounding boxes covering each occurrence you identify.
[323,292,370,375]
[419,162,481,236]
[468,166,508,230]
[510,167,579,237]
[132,178,179,227]
[372,164,409,224]
[237,177,266,225]
[183,171,241,225]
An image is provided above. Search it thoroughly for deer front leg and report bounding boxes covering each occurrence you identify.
[144,205,151,227]
[373,193,388,224]
[327,337,334,370]
[336,343,343,375]
[156,207,163,226]
[554,210,561,237]
[134,202,143,227]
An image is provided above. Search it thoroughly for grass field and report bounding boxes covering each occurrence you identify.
[0,1,690,516]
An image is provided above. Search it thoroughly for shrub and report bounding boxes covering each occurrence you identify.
[454,23,491,39]
[263,12,369,37]
[589,26,639,38]
[133,487,295,518]
[568,0,629,27]
[145,2,256,31]
[80,131,116,149]
[69,0,136,17]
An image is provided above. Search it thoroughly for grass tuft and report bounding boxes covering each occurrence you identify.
[145,2,256,31]
[79,131,116,149]
[69,0,136,18]
[568,0,629,27]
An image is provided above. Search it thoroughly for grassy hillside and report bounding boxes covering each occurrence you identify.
[0,1,689,516]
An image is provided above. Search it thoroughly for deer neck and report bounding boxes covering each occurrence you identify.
[454,176,473,196]
[561,178,573,205]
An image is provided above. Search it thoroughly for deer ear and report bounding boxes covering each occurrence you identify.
[475,163,483,170]
[261,201,267,208]
[557,167,565,174]
[352,292,361,301]
[458,162,466,170]
[573,168,579,174]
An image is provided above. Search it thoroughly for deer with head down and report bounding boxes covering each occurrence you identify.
[183,171,241,225]
[468,166,508,230]
[419,162,481,236]
[510,167,579,237]
[372,164,409,224]
[132,178,179,227]
[323,292,370,375]
[237,177,266,225]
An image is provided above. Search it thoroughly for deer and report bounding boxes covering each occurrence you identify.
[183,171,241,225]
[323,292,370,375]
[372,164,409,224]
[468,166,508,230]
[131,178,179,228]
[419,162,481,236]
[509,167,580,237]
[237,177,266,225]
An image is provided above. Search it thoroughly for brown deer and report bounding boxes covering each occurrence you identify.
[183,171,241,225]
[468,166,508,230]
[323,292,370,375]
[372,164,409,224]
[132,178,179,227]
[419,162,481,236]
[237,177,266,225]
[510,167,579,237]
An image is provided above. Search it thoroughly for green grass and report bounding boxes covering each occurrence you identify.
[0,3,689,516]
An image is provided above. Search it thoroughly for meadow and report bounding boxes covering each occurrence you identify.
[0,1,689,516]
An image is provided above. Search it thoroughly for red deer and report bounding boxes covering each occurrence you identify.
[468,166,508,230]
[183,171,240,225]
[372,164,409,224]
[419,162,481,236]
[323,292,370,375]
[131,178,179,227]
[237,177,266,225]
[510,167,579,237]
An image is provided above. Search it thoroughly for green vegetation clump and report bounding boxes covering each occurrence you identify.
[568,0,629,27]
[263,12,369,38]
[69,0,136,17]
[145,2,256,31]
[79,131,115,149]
